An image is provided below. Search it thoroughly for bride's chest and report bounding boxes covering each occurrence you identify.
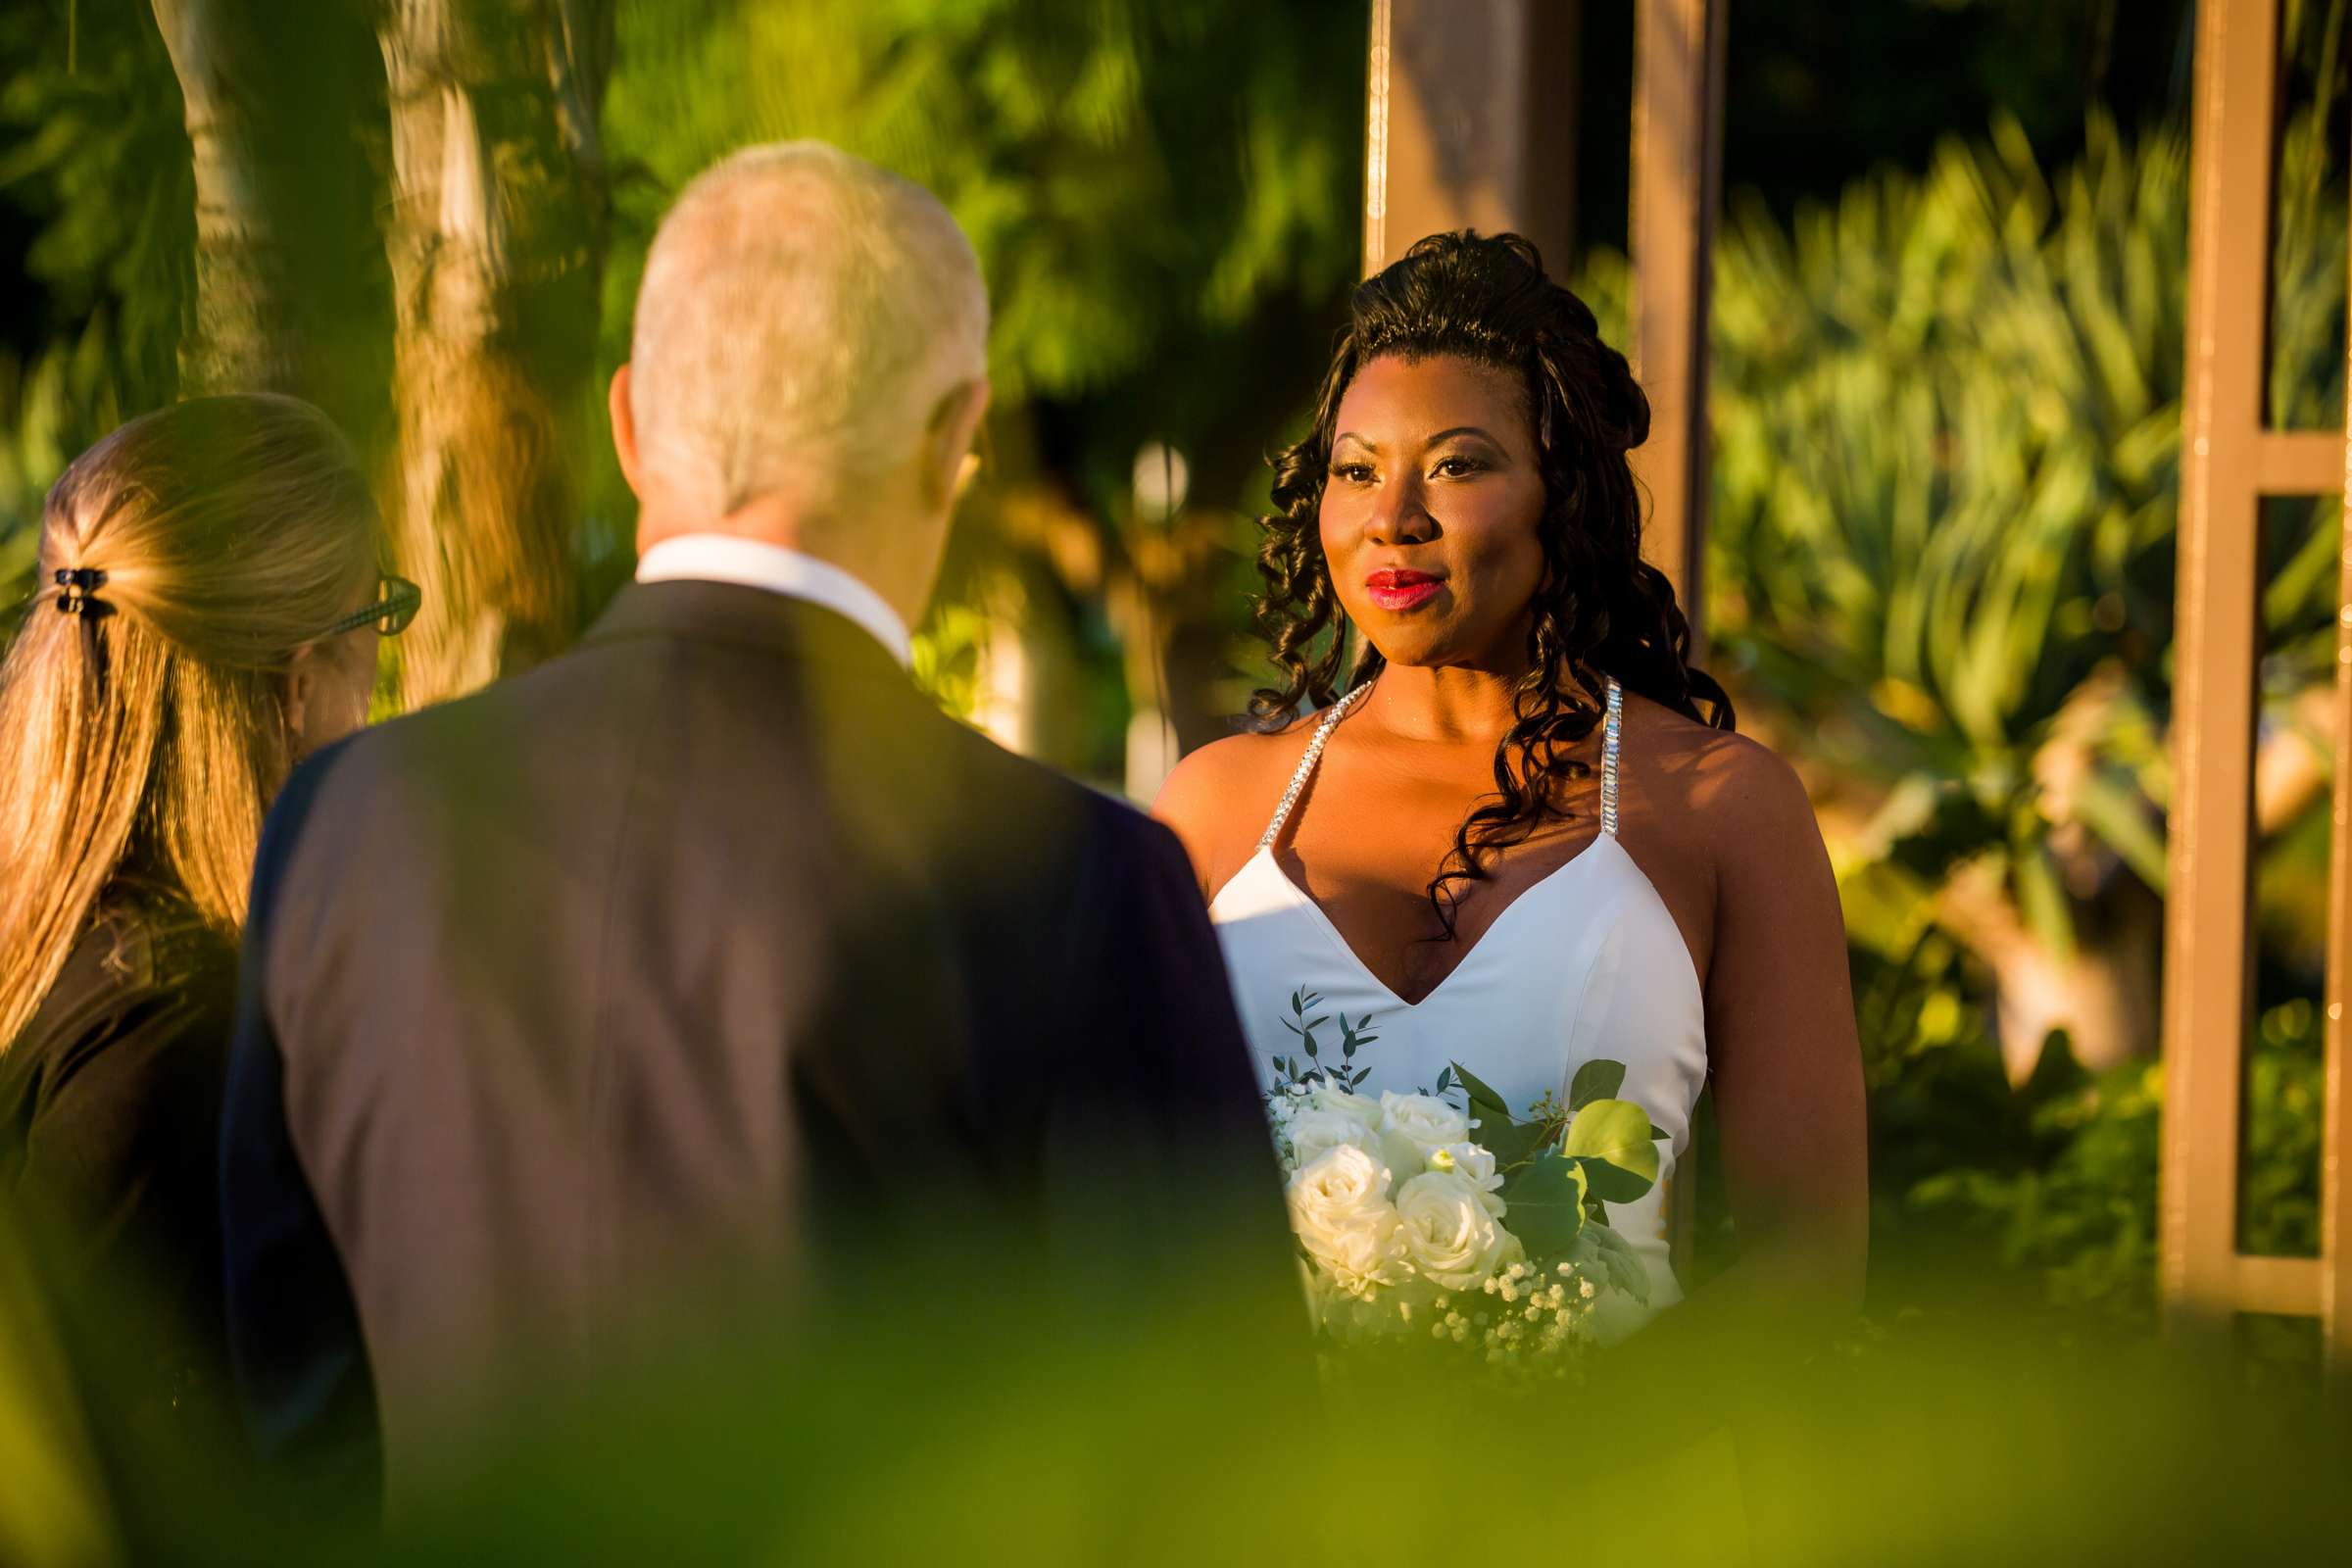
[1223,869,1631,1110]
[1279,828,1605,1004]
[1260,983,1587,1112]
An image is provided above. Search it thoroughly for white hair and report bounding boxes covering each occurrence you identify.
[628,141,989,512]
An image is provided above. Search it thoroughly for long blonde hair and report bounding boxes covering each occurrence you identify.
[0,394,381,1047]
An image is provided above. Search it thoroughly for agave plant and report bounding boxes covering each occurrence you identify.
[1641,98,2348,1082]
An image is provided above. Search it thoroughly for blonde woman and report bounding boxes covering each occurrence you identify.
[0,394,413,1492]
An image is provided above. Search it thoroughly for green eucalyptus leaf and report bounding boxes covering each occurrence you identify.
[1497,1155,1588,1257]
[1449,1061,1514,1126]
[1561,1099,1660,1200]
[1568,1059,1626,1111]
[1572,1155,1655,1205]
[1473,1115,1549,1171]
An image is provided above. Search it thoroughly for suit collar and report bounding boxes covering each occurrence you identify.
[633,536,912,669]
[580,579,916,687]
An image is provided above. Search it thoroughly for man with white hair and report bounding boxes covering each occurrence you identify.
[218,143,1292,1513]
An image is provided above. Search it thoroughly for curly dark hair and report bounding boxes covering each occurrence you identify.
[1251,230,1734,938]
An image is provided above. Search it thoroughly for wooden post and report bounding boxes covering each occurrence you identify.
[2165,0,2350,1360]
[1626,0,1724,632]
[1367,0,1720,1279]
[1361,0,1579,279]
[2322,248,2352,1368]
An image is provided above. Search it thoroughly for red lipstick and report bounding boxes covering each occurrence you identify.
[1365,568,1446,612]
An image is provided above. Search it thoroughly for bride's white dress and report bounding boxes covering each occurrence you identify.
[1208,677,1709,1338]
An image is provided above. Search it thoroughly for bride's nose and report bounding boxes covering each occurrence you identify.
[1364,474,1438,546]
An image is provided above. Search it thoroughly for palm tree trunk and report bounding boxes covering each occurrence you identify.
[377,0,612,703]
[149,0,387,438]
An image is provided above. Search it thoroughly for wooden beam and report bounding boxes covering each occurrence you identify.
[1360,0,1580,279]
[1626,0,1724,640]
[2233,1253,2322,1318]
[2163,0,2277,1326]
[2258,431,2349,496]
[1363,0,1394,278]
[2325,315,2352,1365]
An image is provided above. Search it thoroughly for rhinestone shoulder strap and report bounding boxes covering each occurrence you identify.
[1254,675,1622,853]
[1255,682,1371,854]
[1599,676,1625,837]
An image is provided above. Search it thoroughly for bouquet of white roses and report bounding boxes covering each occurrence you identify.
[1267,1046,1663,1379]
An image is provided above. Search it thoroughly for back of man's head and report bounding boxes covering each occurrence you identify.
[624,142,989,542]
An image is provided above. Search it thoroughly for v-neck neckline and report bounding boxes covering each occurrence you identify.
[1230,673,1629,1011]
[1250,832,1620,1011]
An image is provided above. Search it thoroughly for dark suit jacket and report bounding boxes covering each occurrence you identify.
[220,581,1290,1512]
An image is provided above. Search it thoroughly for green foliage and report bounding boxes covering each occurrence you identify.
[1700,114,2205,919]
[0,2,192,612]
[1566,1057,1624,1111]
[1620,79,2346,1322]
[0,0,191,409]
[0,325,124,606]
[1559,1100,1662,1202]
[2240,999,2327,1256]
[0,1213,118,1566]
[1871,993,2325,1327]
[1266,987,1381,1094]
[1450,1059,1511,1129]
[1570,1217,1652,1305]
[603,0,1357,407]
[585,1,1366,782]
[1452,1060,1660,1218]
[909,603,990,719]
[1906,1056,2165,1323]
[1592,103,2342,1001]
[25,1225,2352,1559]
[1495,1153,1588,1257]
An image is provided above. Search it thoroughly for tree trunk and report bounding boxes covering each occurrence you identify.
[149,0,388,441]
[1937,855,2164,1083]
[376,0,612,703]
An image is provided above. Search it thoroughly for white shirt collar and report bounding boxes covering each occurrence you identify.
[634,535,912,670]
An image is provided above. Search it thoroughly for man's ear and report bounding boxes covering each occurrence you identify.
[610,364,644,497]
[919,377,991,510]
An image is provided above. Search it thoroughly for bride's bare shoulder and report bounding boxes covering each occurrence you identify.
[1621,691,1821,854]
[1152,717,1319,899]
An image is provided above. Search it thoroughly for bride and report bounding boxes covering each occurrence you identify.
[1155,230,1866,1350]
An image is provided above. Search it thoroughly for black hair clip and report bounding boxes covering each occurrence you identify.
[54,567,108,617]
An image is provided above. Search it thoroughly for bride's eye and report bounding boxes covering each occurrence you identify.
[1432,455,1486,478]
[1330,462,1376,484]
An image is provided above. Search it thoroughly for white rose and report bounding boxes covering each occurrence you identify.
[1393,1169,1520,1292]
[1286,1145,1405,1298]
[1427,1142,1507,1218]
[1304,1083,1385,1136]
[1285,1107,1384,1169]
[1377,1091,1471,1178]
